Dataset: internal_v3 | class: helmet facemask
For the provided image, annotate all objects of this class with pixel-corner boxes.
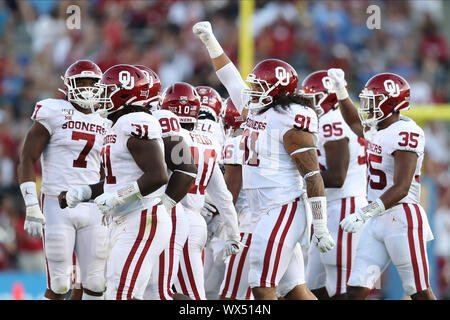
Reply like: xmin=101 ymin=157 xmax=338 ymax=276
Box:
xmin=93 ymin=83 xmax=137 ymax=118
xmin=60 ymin=75 xmax=102 ymax=112
xmin=299 ymin=90 xmax=329 ymax=118
xmin=242 ymin=74 xmax=277 ymax=110
xmin=358 ymin=89 xmax=390 ymax=129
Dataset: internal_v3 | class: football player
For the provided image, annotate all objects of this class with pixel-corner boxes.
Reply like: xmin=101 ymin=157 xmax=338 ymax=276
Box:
xmin=133 ymin=65 xmax=198 ymax=300
xmin=218 ymin=98 xmax=254 ymax=300
xmin=327 ymin=68 xmax=436 ymax=300
xmin=18 ymin=60 xmax=109 ymax=300
xmin=300 ymin=71 xmax=368 ymax=299
xmin=193 ymin=21 xmax=334 ymax=300
xmin=160 ymin=82 xmax=242 ymax=300
xmin=61 ymin=64 xmax=172 ymax=300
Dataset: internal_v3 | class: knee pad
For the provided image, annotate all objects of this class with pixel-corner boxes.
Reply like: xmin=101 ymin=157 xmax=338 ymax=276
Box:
xmin=51 ymin=276 xmax=71 ymax=295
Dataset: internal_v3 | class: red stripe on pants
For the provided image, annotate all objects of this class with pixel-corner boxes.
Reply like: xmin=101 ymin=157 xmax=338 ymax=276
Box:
xmin=260 ymin=204 xmax=288 ymax=287
xmin=270 ymin=199 xmax=298 ymax=286
xmin=231 ymin=233 xmax=252 ymax=299
xmin=336 ymin=198 xmax=346 ymax=295
xmin=346 ymin=197 xmax=355 ymax=284
xmin=404 ymin=204 xmax=422 ymax=293
xmin=413 ymin=204 xmax=429 ymax=289
xmin=127 ymin=206 xmax=158 ymax=299
xmin=116 ymin=209 xmax=147 ymax=300
xmin=41 ymin=194 xmax=51 ymax=290
xmin=182 ymin=238 xmax=201 ymax=300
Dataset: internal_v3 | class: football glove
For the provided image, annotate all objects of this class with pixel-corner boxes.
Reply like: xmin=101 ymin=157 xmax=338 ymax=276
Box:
xmin=192 ymin=21 xmax=224 ymax=59
xmin=312 ymin=221 xmax=335 ymax=253
xmin=24 ymin=204 xmax=46 ymax=238
xmin=65 ymin=185 xmax=92 ymax=208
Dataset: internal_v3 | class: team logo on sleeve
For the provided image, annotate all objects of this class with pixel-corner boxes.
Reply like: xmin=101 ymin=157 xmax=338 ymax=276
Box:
xmin=119 ymin=71 xmax=135 ymax=89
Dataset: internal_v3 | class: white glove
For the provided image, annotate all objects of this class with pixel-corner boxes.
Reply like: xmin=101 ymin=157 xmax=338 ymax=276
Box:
xmin=340 ymin=199 xmax=385 ymax=233
xmin=66 ymin=185 xmax=92 ymax=208
xmin=24 ymin=204 xmax=46 ymax=238
xmin=327 ymin=68 xmax=348 ymax=100
xmin=312 ymin=222 xmax=335 ymax=253
xmin=94 ymin=182 xmax=142 ymax=215
xmin=340 ymin=209 xmax=366 ymax=233
xmin=222 ymin=239 xmax=245 ymax=263
xmin=192 ymin=21 xmax=224 ymax=59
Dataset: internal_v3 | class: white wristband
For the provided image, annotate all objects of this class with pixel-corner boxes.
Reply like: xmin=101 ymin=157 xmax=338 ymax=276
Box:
xmin=116 ymin=181 xmax=143 ymax=204
xmin=335 ymin=87 xmax=349 ymax=100
xmin=204 ymin=36 xmax=224 ymax=59
xmin=161 ymin=193 xmax=177 ymax=213
xmin=361 ymin=198 xmax=385 ymax=220
xmin=309 ymin=196 xmax=327 ymax=223
xmin=20 ymin=182 xmax=39 ymax=207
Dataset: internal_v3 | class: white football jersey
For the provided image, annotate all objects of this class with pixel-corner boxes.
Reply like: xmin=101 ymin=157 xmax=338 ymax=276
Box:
xmin=150 ymin=109 xmax=183 ymax=195
xmin=195 ymin=118 xmax=226 ymax=161
xmin=32 ymin=99 xmax=109 ymax=196
xmin=180 ymin=126 xmax=240 ymax=239
xmin=101 ymin=111 xmax=165 ymax=216
xmin=317 ymin=109 xmax=367 ymax=201
xmin=222 ymin=134 xmax=252 ymax=234
xmin=179 ymin=127 xmax=221 ymax=213
xmin=240 ymin=104 xmax=318 ymax=209
xmin=366 ymin=116 xmax=424 ymax=203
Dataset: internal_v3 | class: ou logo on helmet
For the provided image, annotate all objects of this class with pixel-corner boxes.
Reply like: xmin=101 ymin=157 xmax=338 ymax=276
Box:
xmin=140 ymin=70 xmax=154 ymax=88
xmin=275 ymin=66 xmax=290 ymax=86
xmin=119 ymin=71 xmax=135 ymax=89
xmin=321 ymin=76 xmax=333 ymax=91
xmin=384 ymin=79 xmax=400 ymax=97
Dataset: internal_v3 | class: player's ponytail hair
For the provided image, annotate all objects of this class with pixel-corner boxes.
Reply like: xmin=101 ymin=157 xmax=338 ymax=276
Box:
xmin=257 ymin=89 xmax=313 ymax=115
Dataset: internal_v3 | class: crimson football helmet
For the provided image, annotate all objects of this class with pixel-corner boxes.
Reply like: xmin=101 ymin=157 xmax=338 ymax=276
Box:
xmin=300 ymin=70 xmax=338 ymax=118
xmin=59 ymin=60 xmax=102 ymax=111
xmin=358 ymin=72 xmax=410 ymax=128
xmin=134 ymin=65 xmax=161 ymax=109
xmin=242 ymin=58 xmax=299 ymax=110
xmin=195 ymin=86 xmax=223 ymax=122
xmin=160 ymin=82 xmax=201 ymax=123
xmin=95 ymin=64 xmax=151 ymax=117
xmin=221 ymin=98 xmax=244 ymax=130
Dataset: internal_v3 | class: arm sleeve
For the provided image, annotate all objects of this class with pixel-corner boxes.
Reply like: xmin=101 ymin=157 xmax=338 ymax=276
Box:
xmin=216 ymin=62 xmax=249 ymax=114
xmin=205 ymin=163 xmax=240 ymax=241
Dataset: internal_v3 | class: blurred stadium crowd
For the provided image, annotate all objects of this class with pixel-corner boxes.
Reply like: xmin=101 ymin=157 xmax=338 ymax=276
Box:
xmin=0 ymin=0 xmax=449 ymax=298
